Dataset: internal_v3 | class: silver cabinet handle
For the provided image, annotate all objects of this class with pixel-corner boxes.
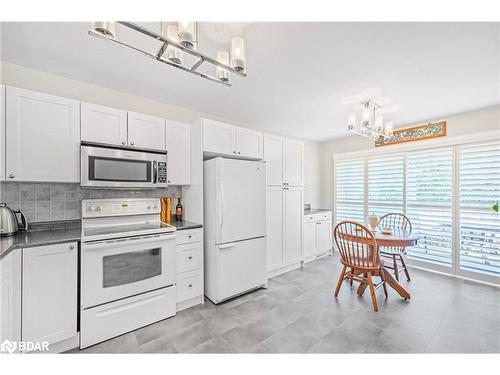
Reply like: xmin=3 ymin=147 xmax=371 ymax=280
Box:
xmin=69 ymin=245 xmax=75 ymax=250
xmin=188 ymin=256 xmax=193 ymax=260
xmin=237 ymin=151 xmax=241 ymax=154
xmin=167 ymin=180 xmax=171 ymax=183
xmin=130 ymin=141 xmax=135 ymax=146
xmin=188 ymin=235 xmax=192 ymax=238
xmin=8 ymin=173 xmax=15 ymax=179
xmin=188 ymin=283 xmax=193 ymax=288
xmin=233 ymin=150 xmax=237 ymax=154
xmin=122 ymin=140 xmax=126 ymax=145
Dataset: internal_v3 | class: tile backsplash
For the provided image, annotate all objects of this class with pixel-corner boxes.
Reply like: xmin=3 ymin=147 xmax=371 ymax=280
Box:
xmin=0 ymin=182 xmax=180 ymax=224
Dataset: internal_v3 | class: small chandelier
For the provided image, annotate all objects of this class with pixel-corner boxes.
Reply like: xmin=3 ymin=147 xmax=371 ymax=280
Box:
xmin=348 ymin=100 xmax=394 ymax=141
xmin=89 ymin=21 xmax=247 ymax=87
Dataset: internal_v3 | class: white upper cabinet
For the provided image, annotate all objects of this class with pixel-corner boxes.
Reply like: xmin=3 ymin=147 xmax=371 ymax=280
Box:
xmin=81 ymin=102 xmax=127 ymax=147
xmin=234 ymin=127 xmax=264 ymax=159
xmin=202 ymin=118 xmax=263 ymax=160
xmin=82 ymin=104 xmax=167 ymax=151
xmin=284 ymin=138 xmax=304 ymax=186
xmin=0 ymin=85 xmax=5 ymax=181
xmin=203 ymin=119 xmax=234 ymax=156
xmin=166 ymin=120 xmax=191 ymax=185
xmin=5 ymin=87 xmax=80 ymax=182
xmin=128 ymin=111 xmax=166 ymax=150
xmin=22 ymin=242 xmax=78 ymax=349
xmin=263 ymin=134 xmax=285 ymax=186
xmin=264 ymin=134 xmax=304 ymax=187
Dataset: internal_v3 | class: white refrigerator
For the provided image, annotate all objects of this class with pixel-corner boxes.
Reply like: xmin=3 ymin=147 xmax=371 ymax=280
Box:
xmin=203 ymin=157 xmax=268 ymax=303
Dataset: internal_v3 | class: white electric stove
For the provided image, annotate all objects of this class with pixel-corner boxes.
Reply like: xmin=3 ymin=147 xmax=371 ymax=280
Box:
xmin=80 ymin=198 xmax=176 ymax=349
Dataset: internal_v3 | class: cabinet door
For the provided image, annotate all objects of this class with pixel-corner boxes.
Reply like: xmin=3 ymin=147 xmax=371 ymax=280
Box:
xmin=303 ymin=221 xmax=317 ymax=258
xmin=127 ymin=111 xmax=166 ymax=150
xmin=6 ymin=87 xmax=80 ymax=182
xmin=81 ymin=102 xmax=127 ymax=146
xmin=316 ymin=220 xmax=332 ymax=253
xmin=284 ymin=138 xmax=304 ymax=186
xmin=0 ymin=85 xmax=5 ymax=180
xmin=283 ymin=187 xmax=303 ymax=264
xmin=263 ymin=133 xmax=285 ymax=186
xmin=22 ymin=242 xmax=77 ymax=347
xmin=202 ymin=119 xmax=234 ymax=156
xmin=0 ymin=249 xmax=22 ymax=348
xmin=266 ymin=186 xmax=284 ymax=269
xmin=235 ymin=127 xmax=263 ymax=159
xmin=166 ymin=120 xmax=191 ymax=185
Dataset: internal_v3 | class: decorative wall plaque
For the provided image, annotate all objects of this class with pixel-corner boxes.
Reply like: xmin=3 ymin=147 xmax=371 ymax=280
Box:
xmin=375 ymin=121 xmax=447 ymax=147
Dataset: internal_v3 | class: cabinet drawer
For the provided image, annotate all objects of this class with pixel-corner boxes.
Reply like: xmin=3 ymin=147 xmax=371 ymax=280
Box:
xmin=176 ymin=242 xmax=202 ymax=273
xmin=176 ymin=269 xmax=203 ymax=302
xmin=176 ymin=229 xmax=202 ymax=245
xmin=304 ymin=212 xmax=332 ymax=223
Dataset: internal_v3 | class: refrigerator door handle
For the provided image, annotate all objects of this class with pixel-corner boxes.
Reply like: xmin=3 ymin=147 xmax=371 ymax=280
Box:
xmin=219 ymin=181 xmax=225 ymax=230
xmin=218 ymin=243 xmax=236 ymax=249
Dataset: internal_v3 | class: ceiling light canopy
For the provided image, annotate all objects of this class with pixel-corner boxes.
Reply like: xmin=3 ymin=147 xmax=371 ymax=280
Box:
xmin=89 ymin=21 xmax=247 ymax=87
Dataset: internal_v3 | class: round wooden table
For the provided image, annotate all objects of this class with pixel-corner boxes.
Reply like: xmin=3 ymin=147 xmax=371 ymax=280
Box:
xmin=357 ymin=229 xmax=419 ymax=300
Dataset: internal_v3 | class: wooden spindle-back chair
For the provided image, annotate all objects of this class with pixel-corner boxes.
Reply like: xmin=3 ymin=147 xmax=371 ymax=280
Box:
xmin=333 ymin=221 xmax=387 ymax=312
xmin=378 ymin=213 xmax=412 ymax=281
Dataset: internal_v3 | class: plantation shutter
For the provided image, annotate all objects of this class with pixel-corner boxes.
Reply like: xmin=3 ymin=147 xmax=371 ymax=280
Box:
xmin=335 ymin=159 xmax=365 ymax=223
xmin=459 ymin=141 xmax=500 ymax=277
xmin=368 ymin=155 xmax=404 ymax=217
xmin=406 ymin=148 xmax=453 ymax=266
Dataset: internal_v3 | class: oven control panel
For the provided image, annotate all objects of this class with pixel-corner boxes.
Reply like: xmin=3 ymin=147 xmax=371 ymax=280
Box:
xmin=157 ymin=161 xmax=167 ymax=184
xmin=82 ymin=198 xmax=161 ymax=218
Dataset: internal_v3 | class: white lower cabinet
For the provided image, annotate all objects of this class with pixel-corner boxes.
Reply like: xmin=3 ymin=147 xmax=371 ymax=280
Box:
xmin=175 ymin=228 xmax=204 ymax=311
xmin=0 ymin=249 xmax=22 ymax=351
xmin=266 ymin=186 xmax=304 ymax=277
xmin=22 ymin=242 xmax=78 ymax=352
xmin=303 ymin=212 xmax=332 ymax=262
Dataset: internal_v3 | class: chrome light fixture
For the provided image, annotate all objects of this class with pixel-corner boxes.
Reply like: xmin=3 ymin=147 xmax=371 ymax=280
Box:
xmin=348 ymin=100 xmax=395 ymax=141
xmin=88 ymin=21 xmax=247 ymax=87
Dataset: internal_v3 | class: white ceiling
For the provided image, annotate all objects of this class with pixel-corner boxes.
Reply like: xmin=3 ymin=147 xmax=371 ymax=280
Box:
xmin=1 ymin=22 xmax=499 ymax=141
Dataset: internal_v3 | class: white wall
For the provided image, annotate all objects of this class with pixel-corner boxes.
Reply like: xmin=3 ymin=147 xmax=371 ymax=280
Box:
xmin=0 ymin=61 xmax=323 ymax=208
xmin=320 ymin=105 xmax=500 ymax=208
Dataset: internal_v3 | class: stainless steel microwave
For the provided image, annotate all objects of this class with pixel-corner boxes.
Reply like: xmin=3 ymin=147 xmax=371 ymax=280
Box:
xmin=81 ymin=145 xmax=167 ymax=188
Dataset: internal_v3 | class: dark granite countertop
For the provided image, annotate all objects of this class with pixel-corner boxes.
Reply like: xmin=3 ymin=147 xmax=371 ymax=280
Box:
xmin=0 ymin=220 xmax=81 ymax=259
xmin=1 ymin=217 xmax=203 ymax=259
xmin=304 ymin=208 xmax=332 ymax=216
xmin=166 ymin=216 xmax=203 ymax=231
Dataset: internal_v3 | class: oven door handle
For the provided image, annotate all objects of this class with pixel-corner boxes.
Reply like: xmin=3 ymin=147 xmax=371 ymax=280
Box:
xmin=153 ymin=160 xmax=158 ymax=184
xmin=83 ymin=232 xmax=175 ymax=248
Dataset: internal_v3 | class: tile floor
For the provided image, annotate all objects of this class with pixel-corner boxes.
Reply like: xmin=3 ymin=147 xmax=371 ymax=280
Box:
xmin=77 ymin=254 xmax=500 ymax=353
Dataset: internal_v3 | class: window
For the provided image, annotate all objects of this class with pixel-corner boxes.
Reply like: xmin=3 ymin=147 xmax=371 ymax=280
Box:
xmin=335 ymin=159 xmax=364 ymax=223
xmin=333 ymin=138 xmax=500 ymax=284
xmin=407 ymin=149 xmax=453 ymax=266
xmin=368 ymin=155 xmax=404 ymax=217
xmin=459 ymin=141 xmax=500 ymax=277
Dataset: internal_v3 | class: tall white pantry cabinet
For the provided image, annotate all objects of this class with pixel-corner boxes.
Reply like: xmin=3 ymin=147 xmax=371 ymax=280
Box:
xmin=264 ymin=134 xmax=305 ymax=277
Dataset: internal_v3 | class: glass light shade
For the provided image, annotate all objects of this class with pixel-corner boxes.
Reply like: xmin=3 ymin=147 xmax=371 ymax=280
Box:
xmin=375 ymin=115 xmax=384 ymax=132
xmin=162 ymin=24 xmax=183 ymax=65
xmin=384 ymin=122 xmax=394 ymax=136
xmin=348 ymin=113 xmax=357 ymax=127
xmin=91 ymin=21 xmax=116 ymax=38
xmin=178 ymin=22 xmax=196 ymax=50
xmin=231 ymin=36 xmax=246 ymax=72
xmin=361 ymin=109 xmax=371 ymax=127
xmin=216 ymin=51 xmax=230 ymax=82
